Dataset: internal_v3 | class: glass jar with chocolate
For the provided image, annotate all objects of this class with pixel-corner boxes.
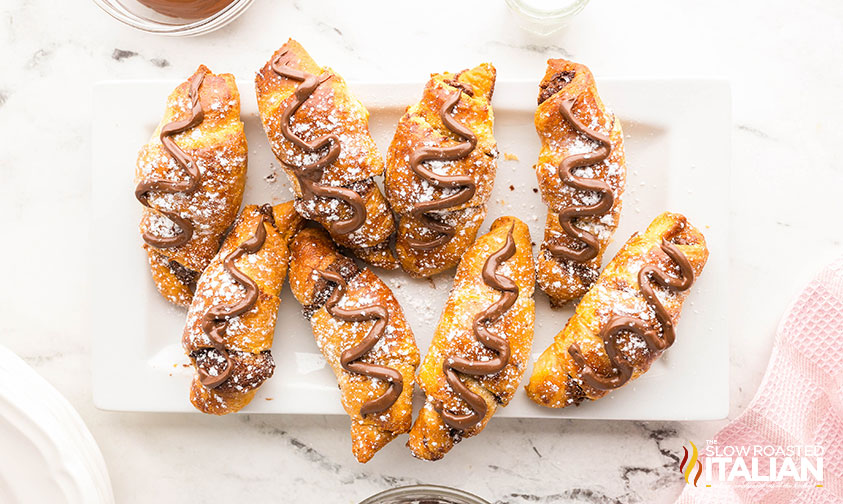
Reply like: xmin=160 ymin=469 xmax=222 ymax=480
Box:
xmin=92 ymin=0 xmax=254 ymax=36
xmin=359 ymin=485 xmax=491 ymax=504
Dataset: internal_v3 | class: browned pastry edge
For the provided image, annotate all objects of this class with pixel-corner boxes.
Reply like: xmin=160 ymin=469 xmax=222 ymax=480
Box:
xmin=288 ymin=227 xmax=420 ymax=463
xmin=136 ymin=65 xmax=247 ymax=307
xmin=408 ymin=216 xmax=536 ymax=460
xmin=526 ymin=212 xmax=708 ymax=408
xmin=386 ymin=62 xmax=498 ymax=278
xmin=255 ymin=39 xmax=398 ymax=270
xmin=533 ymin=58 xmax=627 ymax=307
xmin=183 ymin=202 xmax=303 ymax=415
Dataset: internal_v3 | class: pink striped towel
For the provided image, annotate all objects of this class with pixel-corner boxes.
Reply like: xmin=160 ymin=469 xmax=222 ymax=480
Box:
xmin=676 ymin=258 xmax=843 ymax=503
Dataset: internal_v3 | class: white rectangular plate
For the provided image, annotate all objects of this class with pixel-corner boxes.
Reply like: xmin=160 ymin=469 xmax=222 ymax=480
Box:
xmin=92 ymin=78 xmax=730 ymax=420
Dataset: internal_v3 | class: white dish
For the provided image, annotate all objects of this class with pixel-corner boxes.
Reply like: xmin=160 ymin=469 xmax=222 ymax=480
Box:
xmin=0 ymin=345 xmax=114 ymax=504
xmin=92 ymin=78 xmax=730 ymax=420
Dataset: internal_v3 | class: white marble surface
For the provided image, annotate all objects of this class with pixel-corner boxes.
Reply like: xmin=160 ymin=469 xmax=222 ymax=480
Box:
xmin=1 ymin=0 xmax=842 ymax=502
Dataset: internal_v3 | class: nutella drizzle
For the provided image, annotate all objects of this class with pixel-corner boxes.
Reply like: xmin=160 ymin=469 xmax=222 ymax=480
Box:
xmin=135 ymin=69 xmax=207 ymax=249
xmin=437 ymin=225 xmax=518 ymax=430
xmin=568 ymin=236 xmax=695 ymax=391
xmin=196 ymin=205 xmax=275 ymax=389
xmin=270 ymin=51 xmax=366 ymax=236
xmin=407 ymin=90 xmax=478 ymax=250
xmin=317 ymin=270 xmax=403 ymax=416
xmin=547 ymin=97 xmax=615 ymax=262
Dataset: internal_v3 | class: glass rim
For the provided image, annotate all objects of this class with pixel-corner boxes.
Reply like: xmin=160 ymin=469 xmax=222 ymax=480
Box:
xmin=91 ymin=0 xmax=254 ymax=36
xmin=358 ymin=484 xmax=491 ymax=504
xmin=504 ymin=0 xmax=590 ymax=19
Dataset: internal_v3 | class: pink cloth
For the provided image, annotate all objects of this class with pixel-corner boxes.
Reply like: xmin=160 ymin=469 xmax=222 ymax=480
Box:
xmin=676 ymin=258 xmax=843 ymax=503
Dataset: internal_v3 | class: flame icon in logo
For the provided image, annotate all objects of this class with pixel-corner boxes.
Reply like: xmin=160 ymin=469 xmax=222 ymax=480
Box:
xmin=680 ymin=441 xmax=703 ymax=487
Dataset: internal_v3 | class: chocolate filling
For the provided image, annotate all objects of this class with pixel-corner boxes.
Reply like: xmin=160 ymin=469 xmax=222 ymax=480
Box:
xmin=168 ymin=259 xmax=199 ymax=293
xmin=538 ymin=70 xmax=576 ymax=105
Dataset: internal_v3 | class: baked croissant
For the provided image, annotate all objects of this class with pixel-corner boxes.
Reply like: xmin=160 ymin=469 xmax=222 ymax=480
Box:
xmin=255 ymin=39 xmax=397 ymax=269
xmin=533 ymin=59 xmax=627 ymax=307
xmin=408 ymin=216 xmax=535 ymax=460
xmin=526 ymin=212 xmax=708 ymax=408
xmin=182 ymin=202 xmax=303 ymax=415
xmin=385 ymin=63 xmax=498 ymax=278
xmin=288 ymin=227 xmax=420 ymax=463
xmin=136 ymin=65 xmax=247 ymax=307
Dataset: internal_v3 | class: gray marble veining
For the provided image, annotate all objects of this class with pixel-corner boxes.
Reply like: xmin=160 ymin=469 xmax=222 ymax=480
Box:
xmin=1 ymin=0 xmax=842 ymax=502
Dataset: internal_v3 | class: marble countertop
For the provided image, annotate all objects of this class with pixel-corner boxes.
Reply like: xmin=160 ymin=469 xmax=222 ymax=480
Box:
xmin=1 ymin=0 xmax=842 ymax=502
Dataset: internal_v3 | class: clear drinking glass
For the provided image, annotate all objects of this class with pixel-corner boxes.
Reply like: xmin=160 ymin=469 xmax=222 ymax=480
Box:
xmin=92 ymin=0 xmax=255 ymax=36
xmin=359 ymin=485 xmax=491 ymax=504
xmin=505 ymin=0 xmax=591 ymax=35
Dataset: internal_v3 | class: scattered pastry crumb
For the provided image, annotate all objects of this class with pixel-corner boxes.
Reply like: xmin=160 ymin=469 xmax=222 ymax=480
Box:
xmin=503 ymin=152 xmax=519 ymax=161
xmin=405 ymin=294 xmax=436 ymax=325
xmin=509 ymin=185 xmax=515 ymax=191
xmin=265 ymin=172 xmax=277 ymax=183
xmin=265 ymin=397 xmax=273 ymax=401
xmin=387 ymin=277 xmax=406 ymax=290
xmin=427 ymin=277 xmax=436 ymax=290
xmin=532 ymin=188 xmax=539 ymax=193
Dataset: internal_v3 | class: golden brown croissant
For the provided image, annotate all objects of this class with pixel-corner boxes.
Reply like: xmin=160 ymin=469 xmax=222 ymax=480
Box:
xmin=533 ymin=59 xmax=627 ymax=307
xmin=255 ymin=39 xmax=397 ymax=269
xmin=136 ymin=65 xmax=247 ymax=307
xmin=526 ymin=212 xmax=708 ymax=408
xmin=288 ymin=227 xmax=420 ymax=463
xmin=182 ymin=202 xmax=303 ymax=415
xmin=385 ymin=63 xmax=498 ymax=278
xmin=408 ymin=217 xmax=535 ymax=460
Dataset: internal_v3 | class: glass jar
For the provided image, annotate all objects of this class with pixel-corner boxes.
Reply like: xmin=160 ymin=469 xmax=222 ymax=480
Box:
xmin=359 ymin=485 xmax=491 ymax=504
xmin=505 ymin=0 xmax=591 ymax=35
xmin=91 ymin=0 xmax=255 ymax=36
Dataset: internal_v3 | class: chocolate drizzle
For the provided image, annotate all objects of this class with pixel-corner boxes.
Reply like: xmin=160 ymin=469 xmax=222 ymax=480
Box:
xmin=135 ymin=69 xmax=207 ymax=249
xmin=196 ymin=205 xmax=275 ymax=389
xmin=547 ymin=97 xmax=615 ymax=262
xmin=407 ymin=90 xmax=478 ymax=250
xmin=568 ymin=236 xmax=695 ymax=391
xmin=437 ymin=225 xmax=518 ymax=430
xmin=317 ymin=270 xmax=403 ymax=416
xmin=270 ymin=51 xmax=366 ymax=236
